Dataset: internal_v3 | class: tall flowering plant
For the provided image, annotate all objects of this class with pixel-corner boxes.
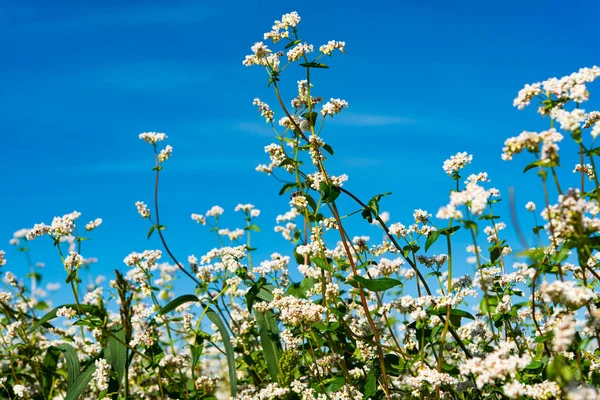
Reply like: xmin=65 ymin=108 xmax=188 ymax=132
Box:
xmin=1 ymin=10 xmax=600 ymax=400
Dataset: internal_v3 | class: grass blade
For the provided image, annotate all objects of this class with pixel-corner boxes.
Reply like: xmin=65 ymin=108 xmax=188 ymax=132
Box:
xmin=206 ymin=307 xmax=237 ymax=396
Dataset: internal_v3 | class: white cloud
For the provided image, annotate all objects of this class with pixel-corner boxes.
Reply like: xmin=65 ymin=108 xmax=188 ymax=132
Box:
xmin=6 ymin=3 xmax=218 ymax=31
xmin=333 ymin=113 xmax=415 ymax=126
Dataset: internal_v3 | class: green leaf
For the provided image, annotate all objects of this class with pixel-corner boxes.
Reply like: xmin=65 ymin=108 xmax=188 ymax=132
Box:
xmin=65 ymin=270 xmax=77 ymax=284
xmin=319 ymin=181 xmax=341 ymax=204
xmin=41 ymin=346 xmax=61 ymax=396
xmin=30 ymin=304 xmax=106 ymax=333
xmin=65 ymin=363 xmax=96 ymax=400
xmin=246 ymin=224 xmax=261 ymax=232
xmin=255 ymin=310 xmax=282 ymax=382
xmin=430 ymin=307 xmax=475 ymax=320
xmin=56 ymin=344 xmax=81 ymax=390
xmin=159 ymin=294 xmax=199 ymax=315
xmin=313 ymin=257 xmax=333 ymax=272
xmin=299 ymin=62 xmax=329 ymax=69
xmin=147 ymin=225 xmax=156 ymax=239
xmin=361 ymin=208 xmax=373 ymax=223
xmin=322 ymin=144 xmax=334 ymax=155
xmin=191 ymin=332 xmax=209 ymax=370
xmin=364 ymin=368 xmax=377 ymax=398
xmin=366 ymin=192 xmax=392 ymax=217
xmin=105 ymin=325 xmax=126 ymax=393
xmin=284 ymin=39 xmax=301 ymax=49
xmin=424 ymin=230 xmax=442 ymax=252
xmin=348 ymin=275 xmax=402 ymax=292
xmin=206 ymin=308 xmax=237 ymax=396
xmin=425 ymin=226 xmax=460 ymax=252
xmin=304 ymin=193 xmax=318 ymax=212
xmin=279 ymin=182 xmax=298 ymax=196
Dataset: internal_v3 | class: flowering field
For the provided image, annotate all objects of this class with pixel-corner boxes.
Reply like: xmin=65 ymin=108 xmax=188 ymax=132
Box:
xmin=3 ymin=10 xmax=600 ymax=400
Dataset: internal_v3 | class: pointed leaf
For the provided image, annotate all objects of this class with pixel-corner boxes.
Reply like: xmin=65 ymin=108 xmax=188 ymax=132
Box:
xmin=159 ymin=294 xmax=200 ymax=315
xmin=206 ymin=307 xmax=237 ymax=396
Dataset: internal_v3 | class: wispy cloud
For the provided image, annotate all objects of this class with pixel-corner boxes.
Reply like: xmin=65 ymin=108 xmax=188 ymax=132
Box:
xmin=234 ymin=122 xmax=274 ymax=137
xmin=342 ymin=157 xmax=388 ymax=167
xmin=333 ymin=113 xmax=415 ymax=127
xmin=62 ymin=156 xmax=253 ymax=176
xmin=68 ymin=61 xmax=213 ymax=92
xmin=5 ymin=3 xmax=218 ymax=31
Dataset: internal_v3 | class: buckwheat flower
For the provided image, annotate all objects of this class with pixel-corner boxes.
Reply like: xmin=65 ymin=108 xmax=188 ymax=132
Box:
xmin=290 ymin=195 xmax=308 ymax=211
xmin=550 ymin=108 xmax=587 ymax=132
xmin=448 ymin=181 xmax=491 ymax=216
xmin=553 ymin=313 xmax=576 ymax=353
xmin=436 ymin=204 xmax=463 ymax=220
xmin=539 ymin=280 xmax=595 ymax=309
xmin=386 ymin=222 xmax=407 ymax=238
xmin=206 ymin=205 xmax=224 ymax=218
xmin=0 ymin=250 xmax=5 ymax=267
xmin=250 ymin=209 xmax=260 ymax=217
xmin=319 ymin=40 xmax=346 ymax=56
xmin=263 ymin=25 xmax=289 ymax=43
xmin=574 ymin=163 xmax=595 ymax=180
xmin=195 ymin=376 xmax=217 ymax=393
xmin=0 ymin=291 xmax=12 ymax=303
xmin=459 ymin=342 xmax=531 ymax=389
xmin=513 ymin=82 xmax=542 ymax=110
xmin=56 ymin=306 xmax=77 ymax=319
xmin=278 ymin=115 xmax=307 ymax=131
xmin=191 ymin=213 xmax=206 ymax=225
xmin=159 ymin=354 xmax=188 ymax=368
xmin=566 ymin=384 xmax=600 ymax=400
xmin=4 ymin=271 xmax=17 ymax=287
xmin=320 ymin=98 xmax=348 ymax=117
xmin=286 ymin=42 xmax=313 ymax=62
xmin=252 ymin=98 xmax=274 ymax=123
xmin=12 ymin=384 xmax=26 ymax=398
xmin=442 ymin=152 xmax=473 ymax=175
xmin=539 ymin=128 xmax=564 ymax=162
xmin=135 ymin=201 xmax=150 ymax=219
xmin=413 ymin=209 xmax=431 ymax=223
xmin=242 ymin=41 xmax=272 ymax=66
xmin=83 ymin=218 xmax=102 ymax=232
xmin=280 ymin=11 xmax=301 ymax=28
xmin=501 ymin=131 xmax=541 ymax=161
xmin=584 ymin=111 xmax=600 ymax=128
xmin=93 ymin=359 xmax=111 ymax=392
xmin=139 ymin=132 xmax=167 ymax=144
xmin=158 ymin=145 xmax=172 ymax=162
xmin=265 ymin=143 xmax=286 ymax=166
xmin=525 ymin=201 xmax=536 ymax=212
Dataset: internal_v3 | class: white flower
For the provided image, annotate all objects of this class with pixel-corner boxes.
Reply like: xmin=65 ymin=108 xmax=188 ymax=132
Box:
xmin=442 ymin=152 xmax=473 ymax=175
xmin=56 ymin=306 xmax=77 ymax=320
xmin=85 ymin=218 xmax=102 ymax=231
xmin=12 ymin=384 xmax=26 ymax=398
xmin=93 ymin=359 xmax=111 ymax=392
xmin=158 ymin=145 xmax=173 ymax=162
xmin=253 ymin=98 xmax=274 ymax=123
xmin=287 ymin=42 xmax=313 ymax=62
xmin=290 ymin=195 xmax=308 ymax=211
xmin=320 ymin=98 xmax=348 ymax=117
xmin=135 ymin=201 xmax=150 ymax=219
xmin=206 ymin=205 xmax=224 ymax=217
xmin=191 ymin=213 xmax=206 ymax=225
xmin=319 ymin=40 xmax=346 ymax=56
xmin=525 ymin=201 xmax=536 ymax=212
xmin=139 ymin=132 xmax=167 ymax=144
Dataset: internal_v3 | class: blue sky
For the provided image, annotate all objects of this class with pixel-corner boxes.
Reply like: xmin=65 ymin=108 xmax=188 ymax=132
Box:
xmin=2 ymin=0 xmax=599 ymax=301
